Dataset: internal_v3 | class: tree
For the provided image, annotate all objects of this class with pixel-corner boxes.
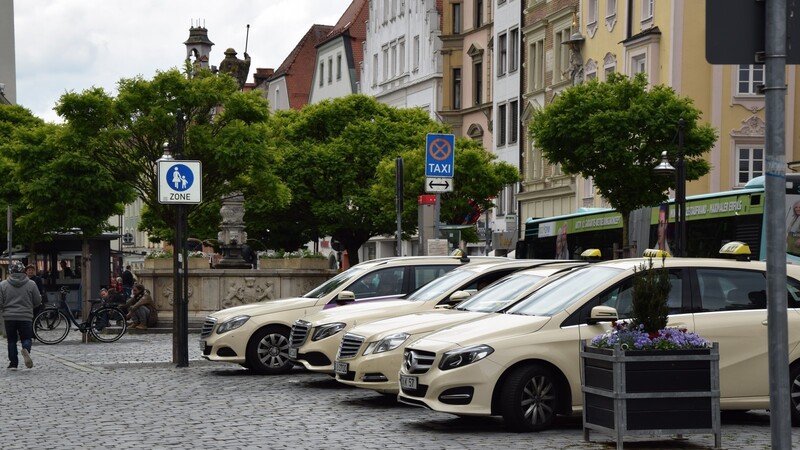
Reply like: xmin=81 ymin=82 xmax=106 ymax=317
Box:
xmin=269 ymin=95 xmax=445 ymax=265
xmin=528 ymin=73 xmax=716 ymax=255
xmin=372 ymin=137 xmax=520 ymax=239
xmin=54 ymin=69 xmax=290 ymax=244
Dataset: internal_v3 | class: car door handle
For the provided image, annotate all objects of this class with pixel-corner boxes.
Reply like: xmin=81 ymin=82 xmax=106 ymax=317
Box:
xmin=762 ymin=320 xmax=768 ymax=326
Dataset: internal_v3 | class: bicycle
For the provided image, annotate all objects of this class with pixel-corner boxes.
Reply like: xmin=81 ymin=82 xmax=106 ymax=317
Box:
xmin=33 ymin=286 xmax=127 ymax=344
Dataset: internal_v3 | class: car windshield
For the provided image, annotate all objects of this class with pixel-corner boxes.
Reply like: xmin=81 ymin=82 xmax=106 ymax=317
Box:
xmin=302 ymin=266 xmax=370 ymax=299
xmin=454 ymin=272 xmax=546 ymax=312
xmin=404 ymin=268 xmax=480 ymax=302
xmin=506 ymin=266 xmax=623 ymax=316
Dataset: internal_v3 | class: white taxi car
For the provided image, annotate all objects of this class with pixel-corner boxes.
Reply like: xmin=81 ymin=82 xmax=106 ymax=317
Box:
xmin=200 ymin=255 xmax=501 ymax=374
xmin=288 ymin=259 xmax=557 ymax=375
xmin=334 ymin=262 xmax=585 ymax=394
xmin=397 ymin=255 xmax=800 ymax=431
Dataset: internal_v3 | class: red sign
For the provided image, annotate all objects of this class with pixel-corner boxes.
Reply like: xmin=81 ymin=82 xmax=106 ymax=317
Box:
xmin=418 ymin=195 xmax=437 ymax=205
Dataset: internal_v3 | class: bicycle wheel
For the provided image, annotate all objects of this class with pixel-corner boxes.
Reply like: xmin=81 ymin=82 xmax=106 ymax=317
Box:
xmin=89 ymin=307 xmax=127 ymax=343
xmin=33 ymin=309 xmax=70 ymax=344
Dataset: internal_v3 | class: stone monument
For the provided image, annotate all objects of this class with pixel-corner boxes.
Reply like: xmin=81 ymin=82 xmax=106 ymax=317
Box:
xmin=215 ymin=192 xmax=252 ymax=269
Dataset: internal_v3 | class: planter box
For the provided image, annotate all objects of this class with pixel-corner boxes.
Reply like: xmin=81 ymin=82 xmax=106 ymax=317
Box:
xmin=258 ymin=258 xmax=329 ymax=270
xmin=144 ymin=258 xmax=208 ymax=270
xmin=581 ymin=342 xmax=721 ymax=450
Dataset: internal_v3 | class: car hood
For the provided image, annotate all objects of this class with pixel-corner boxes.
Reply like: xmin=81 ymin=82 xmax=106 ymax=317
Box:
xmin=350 ymin=310 xmax=489 ymax=340
xmin=407 ymin=313 xmax=551 ymax=352
xmin=305 ymin=299 xmax=417 ymax=325
xmin=208 ymin=297 xmax=319 ymax=321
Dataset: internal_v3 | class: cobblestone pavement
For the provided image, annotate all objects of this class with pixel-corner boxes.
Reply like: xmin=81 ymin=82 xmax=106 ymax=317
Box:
xmin=1 ymin=332 xmax=798 ymax=449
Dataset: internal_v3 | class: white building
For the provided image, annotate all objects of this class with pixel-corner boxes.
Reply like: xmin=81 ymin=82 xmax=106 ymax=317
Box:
xmin=489 ymin=0 xmax=522 ymax=255
xmin=360 ymin=0 xmax=443 ymax=120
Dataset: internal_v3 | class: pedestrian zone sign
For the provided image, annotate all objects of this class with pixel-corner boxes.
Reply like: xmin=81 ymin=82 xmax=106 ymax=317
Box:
xmin=158 ymin=160 xmax=202 ymax=204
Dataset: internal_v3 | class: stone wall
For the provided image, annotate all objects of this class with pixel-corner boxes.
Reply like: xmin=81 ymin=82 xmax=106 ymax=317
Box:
xmin=135 ymin=263 xmax=337 ymax=326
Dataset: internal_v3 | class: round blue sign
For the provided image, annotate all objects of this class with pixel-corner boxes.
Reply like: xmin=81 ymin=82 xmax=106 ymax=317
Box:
xmin=166 ymin=164 xmax=195 ymax=192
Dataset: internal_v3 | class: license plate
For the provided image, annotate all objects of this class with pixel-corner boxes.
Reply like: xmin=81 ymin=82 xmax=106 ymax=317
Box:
xmin=288 ymin=347 xmax=298 ymax=359
xmin=400 ymin=374 xmax=418 ymax=390
xmin=200 ymin=340 xmax=206 ymax=351
xmin=334 ymin=361 xmax=349 ymax=375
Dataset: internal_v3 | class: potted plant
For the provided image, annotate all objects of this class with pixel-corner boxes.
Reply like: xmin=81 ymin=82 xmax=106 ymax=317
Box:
xmin=581 ymin=257 xmax=721 ymax=449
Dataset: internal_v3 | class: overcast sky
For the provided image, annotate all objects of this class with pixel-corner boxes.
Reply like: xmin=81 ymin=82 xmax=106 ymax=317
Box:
xmin=13 ymin=0 xmax=352 ymax=123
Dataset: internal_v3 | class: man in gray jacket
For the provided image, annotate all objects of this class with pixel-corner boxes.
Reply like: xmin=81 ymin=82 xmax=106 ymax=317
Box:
xmin=1 ymin=261 xmax=42 ymax=369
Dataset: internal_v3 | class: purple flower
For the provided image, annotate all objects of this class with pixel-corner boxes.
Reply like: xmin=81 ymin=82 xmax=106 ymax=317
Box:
xmin=591 ymin=322 xmax=709 ymax=350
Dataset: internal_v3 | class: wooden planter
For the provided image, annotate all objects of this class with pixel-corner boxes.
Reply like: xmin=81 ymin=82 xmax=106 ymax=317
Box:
xmin=581 ymin=342 xmax=721 ymax=450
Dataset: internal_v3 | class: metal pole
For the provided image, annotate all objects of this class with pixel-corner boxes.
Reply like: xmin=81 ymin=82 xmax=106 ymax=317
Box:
xmin=764 ymin=0 xmax=791 ymax=447
xmin=395 ymin=157 xmax=404 ymax=256
xmin=434 ymin=193 xmax=441 ymax=249
xmin=6 ymin=205 xmax=11 ymax=258
xmin=677 ymin=119 xmax=686 ymax=257
xmin=173 ymin=109 xmax=189 ymax=367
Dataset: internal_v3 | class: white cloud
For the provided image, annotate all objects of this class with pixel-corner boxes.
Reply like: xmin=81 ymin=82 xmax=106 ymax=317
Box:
xmin=13 ymin=0 xmax=351 ymax=122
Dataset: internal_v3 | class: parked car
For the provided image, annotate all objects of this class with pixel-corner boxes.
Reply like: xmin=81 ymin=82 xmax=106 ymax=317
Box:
xmin=200 ymin=255 xmax=505 ymax=374
xmin=335 ymin=262 xmax=586 ymax=394
xmin=288 ymin=259 xmax=556 ymax=375
xmin=397 ymin=254 xmax=800 ymax=431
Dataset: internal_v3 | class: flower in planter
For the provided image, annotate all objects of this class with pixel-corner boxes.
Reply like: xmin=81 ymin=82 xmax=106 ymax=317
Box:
xmin=145 ymin=250 xmax=173 ymax=259
xmin=590 ymin=256 xmax=709 ymax=351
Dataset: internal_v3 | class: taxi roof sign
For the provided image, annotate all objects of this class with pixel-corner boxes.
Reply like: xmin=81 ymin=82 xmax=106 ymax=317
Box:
xmin=580 ymin=248 xmax=602 ymax=259
xmin=719 ymin=241 xmax=751 ymax=256
xmin=642 ymin=248 xmax=671 ymax=258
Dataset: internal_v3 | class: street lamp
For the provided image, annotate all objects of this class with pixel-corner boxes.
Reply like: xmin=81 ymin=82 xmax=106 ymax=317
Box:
xmin=654 ymin=119 xmax=686 ymax=256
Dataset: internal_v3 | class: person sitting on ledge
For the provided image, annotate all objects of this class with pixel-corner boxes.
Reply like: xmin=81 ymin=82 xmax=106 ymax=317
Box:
xmin=125 ymin=283 xmax=156 ymax=330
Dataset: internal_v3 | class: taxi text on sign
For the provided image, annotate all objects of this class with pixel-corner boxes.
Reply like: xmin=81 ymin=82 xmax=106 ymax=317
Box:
xmin=425 ymin=133 xmax=455 ymax=178
xmin=158 ymin=160 xmax=203 ymax=204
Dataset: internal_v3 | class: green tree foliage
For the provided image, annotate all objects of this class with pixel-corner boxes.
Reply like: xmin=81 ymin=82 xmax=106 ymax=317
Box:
xmin=0 ymin=104 xmax=136 ymax=259
xmin=529 ymin=73 xmax=716 ymax=254
xmin=372 ymin=138 xmax=520 ymax=239
xmin=54 ymin=69 xmax=289 ymax=244
xmin=630 ymin=257 xmax=671 ymax=333
xmin=269 ymin=95 xmax=445 ymax=264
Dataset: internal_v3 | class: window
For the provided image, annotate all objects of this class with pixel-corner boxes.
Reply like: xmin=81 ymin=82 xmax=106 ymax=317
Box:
xmin=319 ymin=62 xmax=324 ymax=86
xmin=453 ymin=68 xmax=462 ymax=110
xmin=529 ymin=37 xmax=545 ymax=90
xmin=509 ymin=100 xmax=518 ymax=144
xmin=509 ymin=28 xmax=519 ymax=73
xmin=696 ymin=269 xmax=766 ymax=312
xmin=585 ymin=59 xmax=598 ymax=81
xmin=641 ymin=0 xmax=654 ymax=21
xmin=607 ymin=0 xmax=617 ymax=17
xmin=328 ymin=57 xmax=333 ymax=83
xmin=555 ymin=27 xmax=571 ymax=83
xmin=498 ymin=32 xmax=508 ymax=76
xmin=372 ymin=54 xmax=379 ymax=86
xmin=391 ymin=42 xmax=397 ymax=77
xmin=497 ymin=103 xmax=507 ymax=146
xmin=391 ymin=0 xmax=397 ymax=19
xmin=336 ymin=54 xmax=342 ymax=80
xmin=587 ymin=0 xmax=598 ymax=25
xmin=582 ymin=176 xmax=594 ymax=201
xmin=475 ymin=0 xmax=483 ymax=27
xmin=738 ymin=64 xmax=764 ymax=95
xmin=452 ymin=3 xmax=462 ymax=34
xmin=413 ymin=35 xmax=420 ymax=71
xmin=737 ymin=145 xmax=764 ymax=185
xmin=382 ymin=46 xmax=389 ymax=80
xmin=399 ymin=39 xmax=406 ymax=74
xmin=633 ymin=54 xmax=647 ymax=75
xmin=383 ymin=0 xmax=389 ymax=22
xmin=474 ymin=61 xmax=483 ymax=105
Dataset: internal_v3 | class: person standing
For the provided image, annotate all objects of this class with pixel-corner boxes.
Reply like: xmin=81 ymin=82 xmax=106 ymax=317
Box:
xmin=25 ymin=264 xmax=46 ymax=300
xmin=121 ymin=266 xmax=135 ymax=299
xmin=0 ymin=262 xmax=42 ymax=369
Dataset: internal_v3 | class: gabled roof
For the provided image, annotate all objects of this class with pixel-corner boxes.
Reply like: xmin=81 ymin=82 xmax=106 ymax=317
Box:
xmin=316 ymin=0 xmax=368 ymax=48
xmin=270 ymin=24 xmax=333 ymax=80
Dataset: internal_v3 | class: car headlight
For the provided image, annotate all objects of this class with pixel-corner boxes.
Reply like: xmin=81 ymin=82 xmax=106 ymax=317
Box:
xmin=312 ymin=322 xmax=346 ymax=341
xmin=363 ymin=333 xmax=410 ymax=355
xmin=216 ymin=315 xmax=250 ymax=334
xmin=438 ymin=344 xmax=494 ymax=371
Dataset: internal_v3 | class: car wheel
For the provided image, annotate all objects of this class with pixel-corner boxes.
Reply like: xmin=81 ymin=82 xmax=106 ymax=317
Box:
xmin=499 ymin=364 xmax=558 ymax=432
xmin=246 ymin=326 xmax=293 ymax=375
xmin=791 ymin=363 xmax=800 ymax=425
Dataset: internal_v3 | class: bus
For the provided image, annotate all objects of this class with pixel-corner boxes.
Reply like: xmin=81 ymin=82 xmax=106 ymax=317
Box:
xmin=516 ymin=174 xmax=800 ymax=261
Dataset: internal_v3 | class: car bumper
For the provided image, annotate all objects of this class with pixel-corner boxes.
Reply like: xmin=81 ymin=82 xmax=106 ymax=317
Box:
xmin=291 ymin=337 xmax=340 ymax=373
xmin=199 ymin=325 xmax=252 ymax=365
xmin=335 ymin=351 xmax=404 ymax=394
xmin=397 ymin=359 xmax=501 ymax=416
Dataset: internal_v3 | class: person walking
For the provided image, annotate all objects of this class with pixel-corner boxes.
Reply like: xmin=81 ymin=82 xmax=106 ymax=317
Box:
xmin=121 ymin=266 xmax=135 ymax=299
xmin=1 ymin=262 xmax=42 ymax=369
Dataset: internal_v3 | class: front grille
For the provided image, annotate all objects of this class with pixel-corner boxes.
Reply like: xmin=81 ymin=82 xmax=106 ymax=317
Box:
xmin=338 ymin=333 xmax=365 ymax=359
xmin=403 ymin=348 xmax=436 ymax=374
xmin=200 ymin=317 xmax=217 ymax=338
xmin=290 ymin=320 xmax=311 ymax=347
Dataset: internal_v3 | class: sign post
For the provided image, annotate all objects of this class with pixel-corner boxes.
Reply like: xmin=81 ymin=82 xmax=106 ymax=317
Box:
xmin=425 ymin=134 xmax=456 ymax=244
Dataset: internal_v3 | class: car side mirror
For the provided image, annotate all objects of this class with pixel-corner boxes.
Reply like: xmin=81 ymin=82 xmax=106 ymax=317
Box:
xmin=448 ymin=290 xmax=472 ymax=304
xmin=336 ymin=290 xmax=356 ymax=305
xmin=587 ymin=305 xmax=618 ymax=325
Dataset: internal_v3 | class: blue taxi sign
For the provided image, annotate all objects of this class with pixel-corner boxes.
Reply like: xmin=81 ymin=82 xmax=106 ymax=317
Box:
xmin=425 ymin=133 xmax=455 ymax=178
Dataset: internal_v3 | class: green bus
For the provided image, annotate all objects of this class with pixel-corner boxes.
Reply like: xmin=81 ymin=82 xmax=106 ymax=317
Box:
xmin=517 ymin=175 xmax=800 ymax=261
